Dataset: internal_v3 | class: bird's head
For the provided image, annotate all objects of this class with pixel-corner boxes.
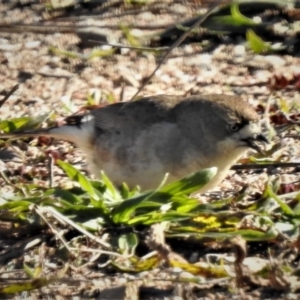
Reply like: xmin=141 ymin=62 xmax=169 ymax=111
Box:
xmin=176 ymin=95 xmax=269 ymax=156
xmin=209 ymin=95 xmax=269 ymax=155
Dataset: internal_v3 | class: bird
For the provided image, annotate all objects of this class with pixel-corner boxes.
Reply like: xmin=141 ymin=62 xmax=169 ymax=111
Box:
xmin=0 ymin=94 xmax=268 ymax=192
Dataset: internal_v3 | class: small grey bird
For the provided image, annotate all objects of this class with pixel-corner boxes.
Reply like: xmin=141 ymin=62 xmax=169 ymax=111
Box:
xmin=0 ymin=94 xmax=268 ymax=192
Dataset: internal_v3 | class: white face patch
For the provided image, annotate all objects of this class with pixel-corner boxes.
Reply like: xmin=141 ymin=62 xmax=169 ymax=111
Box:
xmin=236 ymin=122 xmax=261 ymax=140
xmin=81 ymin=114 xmax=94 ymax=123
xmin=49 ymin=116 xmax=95 ymax=146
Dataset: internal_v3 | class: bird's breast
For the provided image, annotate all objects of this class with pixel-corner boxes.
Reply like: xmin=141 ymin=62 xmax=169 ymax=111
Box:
xmin=77 ymin=124 xmax=247 ymax=192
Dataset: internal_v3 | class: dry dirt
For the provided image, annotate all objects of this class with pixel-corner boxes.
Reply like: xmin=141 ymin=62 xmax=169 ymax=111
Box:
xmin=0 ymin=0 xmax=300 ymax=299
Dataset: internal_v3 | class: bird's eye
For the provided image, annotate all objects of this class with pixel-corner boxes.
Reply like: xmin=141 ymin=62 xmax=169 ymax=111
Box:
xmin=229 ymin=124 xmax=240 ymax=132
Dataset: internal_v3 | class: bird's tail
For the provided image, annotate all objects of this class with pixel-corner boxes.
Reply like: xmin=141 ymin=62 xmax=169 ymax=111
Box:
xmin=0 ymin=128 xmax=53 ymax=139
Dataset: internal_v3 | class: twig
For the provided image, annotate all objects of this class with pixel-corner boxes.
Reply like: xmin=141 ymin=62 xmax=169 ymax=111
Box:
xmin=0 ymin=171 xmax=11 ymax=185
xmin=68 ymin=247 xmax=129 ymax=258
xmin=52 ymin=2 xmax=167 ymax=22
xmin=130 ymin=0 xmax=222 ymax=100
xmin=33 ymin=205 xmax=71 ymax=253
xmin=37 ymin=71 xmax=74 ymax=79
xmin=48 ymin=153 xmax=54 ymax=189
xmin=42 ymin=206 xmax=110 ymax=248
xmin=231 ymin=162 xmax=300 ymax=170
xmin=0 ymin=84 xmax=19 ymax=108
xmin=281 ymin=112 xmax=300 ymax=125
xmin=89 ymin=40 xmax=168 ymax=51
xmin=285 ymin=135 xmax=300 ymax=139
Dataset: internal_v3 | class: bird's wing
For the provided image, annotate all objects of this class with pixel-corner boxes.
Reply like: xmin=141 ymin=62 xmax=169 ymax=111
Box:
xmin=0 ymin=95 xmax=183 ymax=139
xmin=90 ymin=95 xmax=182 ymax=132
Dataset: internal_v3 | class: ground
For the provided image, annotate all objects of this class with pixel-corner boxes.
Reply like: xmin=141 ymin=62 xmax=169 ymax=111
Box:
xmin=0 ymin=0 xmax=300 ymax=299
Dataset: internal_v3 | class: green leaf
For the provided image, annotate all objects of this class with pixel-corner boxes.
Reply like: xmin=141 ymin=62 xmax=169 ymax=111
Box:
xmin=292 ymin=195 xmax=300 ymax=215
xmin=246 ymin=29 xmax=272 ymax=54
xmin=0 ymin=277 xmax=56 ymax=294
xmin=230 ymin=2 xmax=257 ymax=26
xmin=100 ymin=171 xmax=122 ymax=202
xmin=82 ymin=217 xmax=105 ymax=231
xmin=21 ymin=113 xmax=52 ymax=131
xmin=170 ymin=228 xmax=278 ymax=242
xmin=265 ymin=183 xmax=294 ymax=216
xmin=0 ymin=112 xmax=51 ymax=133
xmin=49 ymin=46 xmax=82 ymax=59
xmin=0 ymin=200 xmax=32 ymax=211
xmin=235 ymin=228 xmax=278 ymax=241
xmin=53 ymin=188 xmax=83 ymax=204
xmin=170 ymin=260 xmax=228 ymax=278
xmin=87 ymin=48 xmax=116 ymax=60
xmin=112 ymin=168 xmax=216 ymax=224
xmin=212 ymin=2 xmax=257 ymax=27
xmin=170 ymin=196 xmax=202 ymax=213
xmin=118 ymin=233 xmax=138 ymax=255
xmin=0 ymin=117 xmax=32 ymax=133
xmin=111 ymin=254 xmax=160 ymax=273
xmin=159 ymin=167 xmax=217 ymax=196
xmin=23 ymin=264 xmax=35 ymax=278
xmin=120 ymin=24 xmax=141 ymax=48
xmin=57 ymin=160 xmax=99 ymax=200
xmin=128 ymin=211 xmax=194 ymax=225
xmin=112 ymin=190 xmax=154 ymax=223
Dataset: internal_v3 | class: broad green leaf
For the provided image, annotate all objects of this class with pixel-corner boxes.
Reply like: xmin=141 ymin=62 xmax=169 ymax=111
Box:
xmin=112 ymin=168 xmax=216 ymax=224
xmin=0 ymin=112 xmax=51 ymax=133
xmin=0 ymin=117 xmax=32 ymax=133
xmin=123 ymin=215 xmax=150 ymax=224
xmin=112 ymin=190 xmax=154 ymax=223
xmin=119 ymin=182 xmax=130 ymax=199
xmin=53 ymin=188 xmax=83 ymax=204
xmin=82 ymin=217 xmax=105 ymax=231
xmin=159 ymin=167 xmax=217 ymax=196
xmin=0 ymin=200 xmax=32 ymax=211
xmin=118 ymin=233 xmax=138 ymax=255
xmin=89 ymin=197 xmax=110 ymax=212
xmin=43 ymin=198 xmax=82 ymax=210
xmin=171 ymin=196 xmax=203 ymax=213
xmin=100 ymin=171 xmax=121 ymax=202
xmin=292 ymin=194 xmax=300 ymax=215
xmin=57 ymin=160 xmax=99 ymax=200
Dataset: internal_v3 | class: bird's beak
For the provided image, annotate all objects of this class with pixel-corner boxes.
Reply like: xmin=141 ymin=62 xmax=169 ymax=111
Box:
xmin=243 ymin=134 xmax=269 ymax=153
